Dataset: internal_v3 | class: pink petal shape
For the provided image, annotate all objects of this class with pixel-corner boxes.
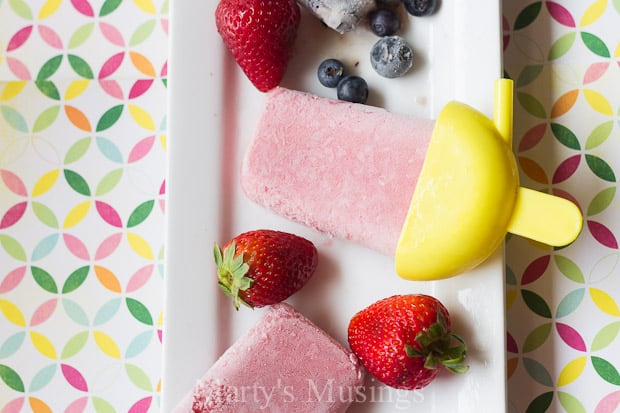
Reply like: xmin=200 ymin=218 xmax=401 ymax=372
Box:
xmin=0 ymin=266 xmax=27 ymax=293
xmin=126 ymin=265 xmax=153 ymax=293
xmin=61 ymin=364 xmax=88 ymax=392
xmin=157 ymin=329 xmax=163 ymax=343
xmin=6 ymin=57 xmax=32 ymax=80
xmin=595 ymin=391 xmax=620 ymax=413
xmin=30 ymin=298 xmax=58 ymax=326
xmin=160 ymin=18 xmax=169 ymax=35
xmin=99 ymin=22 xmax=125 ymax=47
xmin=1 ymin=202 xmax=27 ymax=229
xmin=65 ymin=397 xmax=89 ymax=413
xmin=95 ymin=233 xmax=123 ymax=260
xmin=160 ymin=60 xmax=168 ymax=77
xmin=2 ymin=397 xmax=25 ymax=413
xmin=128 ymin=136 xmax=155 ymax=163
xmin=588 ymin=221 xmax=618 ymax=249
xmin=546 ymin=1 xmax=576 ymax=27
xmin=128 ymin=397 xmax=152 ymax=413
xmin=95 ymin=201 xmax=123 ymax=228
xmin=99 ymin=52 xmax=125 ymax=79
xmin=159 ymin=180 xmax=166 ymax=195
xmin=518 ymin=123 xmax=547 ymax=152
xmin=556 ymin=322 xmax=586 ymax=351
xmin=521 ymin=255 xmax=551 ymax=285
xmin=502 ymin=15 xmax=510 ymax=51
xmin=552 ymin=154 xmax=581 ymax=183
xmin=584 ymin=62 xmax=610 ymax=84
xmin=98 ymin=79 xmax=124 ymax=99
xmin=38 ymin=25 xmax=63 ymax=49
xmin=506 ymin=332 xmax=518 ymax=353
xmin=71 ymin=0 xmax=95 ymax=17
xmin=7 ymin=26 xmax=33 ymax=51
xmin=128 ymin=79 xmax=154 ymax=99
xmin=2 ymin=170 xmax=28 ymax=196
xmin=63 ymin=233 xmax=90 ymax=260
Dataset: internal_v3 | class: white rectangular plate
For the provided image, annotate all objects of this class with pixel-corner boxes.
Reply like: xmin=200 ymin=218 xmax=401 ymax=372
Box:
xmin=163 ymin=0 xmax=506 ymax=411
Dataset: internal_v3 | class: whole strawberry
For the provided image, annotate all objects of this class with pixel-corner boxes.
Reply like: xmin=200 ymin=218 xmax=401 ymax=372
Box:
xmin=347 ymin=294 xmax=468 ymax=390
xmin=215 ymin=0 xmax=301 ymax=92
xmin=214 ymin=229 xmax=318 ymax=309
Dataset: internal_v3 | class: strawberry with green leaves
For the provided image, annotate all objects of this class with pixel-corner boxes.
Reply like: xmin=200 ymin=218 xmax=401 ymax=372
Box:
xmin=348 ymin=294 xmax=468 ymax=390
xmin=214 ymin=229 xmax=318 ymax=310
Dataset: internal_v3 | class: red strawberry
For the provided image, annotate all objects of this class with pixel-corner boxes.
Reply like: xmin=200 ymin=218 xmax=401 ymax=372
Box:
xmin=215 ymin=0 xmax=301 ymax=92
xmin=347 ymin=294 xmax=468 ymax=390
xmin=214 ymin=229 xmax=318 ymax=309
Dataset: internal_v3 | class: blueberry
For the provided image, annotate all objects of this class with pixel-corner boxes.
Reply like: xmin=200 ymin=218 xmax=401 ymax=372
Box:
xmin=370 ymin=36 xmax=413 ymax=78
xmin=402 ymin=0 xmax=437 ymax=17
xmin=337 ymin=76 xmax=369 ymax=104
xmin=368 ymin=8 xmax=400 ymax=37
xmin=317 ymin=59 xmax=346 ymax=88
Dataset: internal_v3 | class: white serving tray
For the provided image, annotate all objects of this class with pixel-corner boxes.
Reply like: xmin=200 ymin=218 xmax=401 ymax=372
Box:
xmin=162 ymin=0 xmax=506 ymax=411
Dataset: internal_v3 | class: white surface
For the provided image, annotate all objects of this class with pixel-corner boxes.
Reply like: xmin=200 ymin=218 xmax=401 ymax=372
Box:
xmin=162 ymin=0 xmax=506 ymax=411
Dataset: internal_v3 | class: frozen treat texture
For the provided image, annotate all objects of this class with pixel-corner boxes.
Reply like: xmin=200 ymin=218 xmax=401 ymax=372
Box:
xmin=299 ymin=0 xmax=376 ymax=33
xmin=173 ymin=303 xmax=364 ymax=412
xmin=241 ymin=87 xmax=434 ymax=255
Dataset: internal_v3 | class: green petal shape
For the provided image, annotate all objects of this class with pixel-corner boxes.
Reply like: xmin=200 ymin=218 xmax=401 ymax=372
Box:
xmin=127 ymin=200 xmax=154 ymax=228
xmin=96 ymin=105 xmax=124 ymax=132
xmin=555 ymin=288 xmax=585 ymax=318
xmin=92 ymin=396 xmax=115 ymax=413
xmin=581 ymin=32 xmax=611 ymax=58
xmin=130 ymin=20 xmax=156 ymax=47
xmin=557 ymin=391 xmax=586 ymax=413
xmin=37 ymin=56 xmax=63 ymax=81
xmin=125 ymin=363 xmax=152 ymax=392
xmin=0 ymin=332 xmax=26 ymax=358
xmin=100 ymin=0 xmax=122 ymax=16
xmin=523 ymin=322 xmax=552 ymax=352
xmin=586 ymin=121 xmax=614 ymax=150
xmin=588 ymin=187 xmax=616 ymax=216
xmin=126 ymin=298 xmax=153 ymax=325
xmin=0 ymin=364 xmax=25 ymax=392
xmin=62 ymin=266 xmax=90 ymax=294
xmin=514 ymin=2 xmax=542 ymax=30
xmin=68 ymin=54 xmax=94 ymax=79
xmin=585 ymin=154 xmax=616 ymax=182
xmin=8 ymin=0 xmax=33 ymax=19
xmin=32 ymin=266 xmax=58 ymax=293
xmin=65 ymin=137 xmax=92 ymax=164
xmin=94 ymin=298 xmax=122 ymax=326
xmin=592 ymin=356 xmax=620 ymax=385
xmin=524 ymin=358 xmax=553 ymax=386
xmin=506 ymin=265 xmax=517 ymax=285
xmin=35 ymin=80 xmax=61 ymax=100
xmin=554 ymin=255 xmax=585 ymax=283
xmin=62 ymin=298 xmax=90 ymax=326
xmin=548 ymin=32 xmax=576 ymax=60
xmin=550 ymin=123 xmax=580 ymax=150
xmin=516 ymin=65 xmax=544 ymax=88
xmin=125 ymin=331 xmax=153 ymax=359
xmin=32 ymin=202 xmax=59 ymax=228
xmin=32 ymin=234 xmax=59 ymax=261
xmin=33 ymin=106 xmax=61 ymax=133
xmin=64 ymin=169 xmax=91 ymax=196
xmin=29 ymin=364 xmax=57 ymax=392
xmin=591 ymin=321 xmax=620 ymax=351
xmin=517 ymin=92 xmax=547 ymax=118
xmin=96 ymin=169 xmax=123 ymax=196
xmin=1 ymin=105 xmax=29 ymax=132
xmin=522 ymin=290 xmax=552 ymax=318
xmin=69 ymin=23 xmax=95 ymax=49
xmin=0 ymin=235 xmax=27 ymax=261
xmin=526 ymin=392 xmax=554 ymax=413
xmin=61 ymin=331 xmax=89 ymax=359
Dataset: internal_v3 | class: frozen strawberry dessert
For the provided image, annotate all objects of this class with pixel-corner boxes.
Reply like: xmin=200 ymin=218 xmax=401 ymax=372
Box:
xmin=172 ymin=303 xmax=364 ymax=412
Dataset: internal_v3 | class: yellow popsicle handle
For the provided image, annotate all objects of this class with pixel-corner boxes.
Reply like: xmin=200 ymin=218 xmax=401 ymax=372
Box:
xmin=493 ymin=78 xmax=514 ymax=146
xmin=507 ymin=187 xmax=583 ymax=246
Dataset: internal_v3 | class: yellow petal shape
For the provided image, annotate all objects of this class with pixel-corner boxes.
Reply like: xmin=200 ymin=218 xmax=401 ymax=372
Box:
xmin=33 ymin=169 xmax=60 ymax=197
xmin=128 ymin=104 xmax=156 ymax=131
xmin=557 ymin=356 xmax=587 ymax=386
xmin=63 ymin=201 xmax=91 ymax=229
xmin=127 ymin=232 xmax=154 ymax=259
xmin=580 ymin=0 xmax=607 ymax=27
xmin=64 ymin=79 xmax=90 ymax=100
xmin=29 ymin=397 xmax=52 ymax=413
xmin=615 ymin=42 xmax=620 ymax=58
xmin=590 ymin=288 xmax=620 ymax=316
xmin=38 ymin=0 xmax=62 ymax=19
xmin=30 ymin=331 xmax=58 ymax=359
xmin=1 ymin=81 xmax=27 ymax=101
xmin=133 ymin=0 xmax=157 ymax=14
xmin=94 ymin=331 xmax=121 ymax=359
xmin=157 ymin=311 xmax=163 ymax=327
xmin=506 ymin=290 xmax=518 ymax=310
xmin=159 ymin=133 xmax=167 ymax=151
xmin=0 ymin=299 xmax=26 ymax=327
xmin=583 ymin=89 xmax=613 ymax=115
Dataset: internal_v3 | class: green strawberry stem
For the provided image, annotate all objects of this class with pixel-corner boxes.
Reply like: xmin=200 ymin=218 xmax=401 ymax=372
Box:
xmin=213 ymin=240 xmax=253 ymax=310
xmin=404 ymin=306 xmax=469 ymax=374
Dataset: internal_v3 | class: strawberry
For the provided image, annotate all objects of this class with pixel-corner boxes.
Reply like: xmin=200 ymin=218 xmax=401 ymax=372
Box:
xmin=214 ymin=229 xmax=318 ymax=309
xmin=215 ymin=0 xmax=301 ymax=92
xmin=347 ymin=294 xmax=468 ymax=390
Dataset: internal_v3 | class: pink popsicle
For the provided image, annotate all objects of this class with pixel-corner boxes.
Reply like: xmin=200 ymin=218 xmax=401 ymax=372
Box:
xmin=241 ymin=87 xmax=434 ymax=255
xmin=173 ymin=303 xmax=364 ymax=412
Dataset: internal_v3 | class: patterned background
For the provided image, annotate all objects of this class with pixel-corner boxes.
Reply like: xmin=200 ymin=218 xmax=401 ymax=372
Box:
xmin=0 ymin=0 xmax=618 ymax=412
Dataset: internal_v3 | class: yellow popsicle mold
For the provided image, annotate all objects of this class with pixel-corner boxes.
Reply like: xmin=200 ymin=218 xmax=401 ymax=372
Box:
xmin=395 ymin=79 xmax=583 ymax=281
